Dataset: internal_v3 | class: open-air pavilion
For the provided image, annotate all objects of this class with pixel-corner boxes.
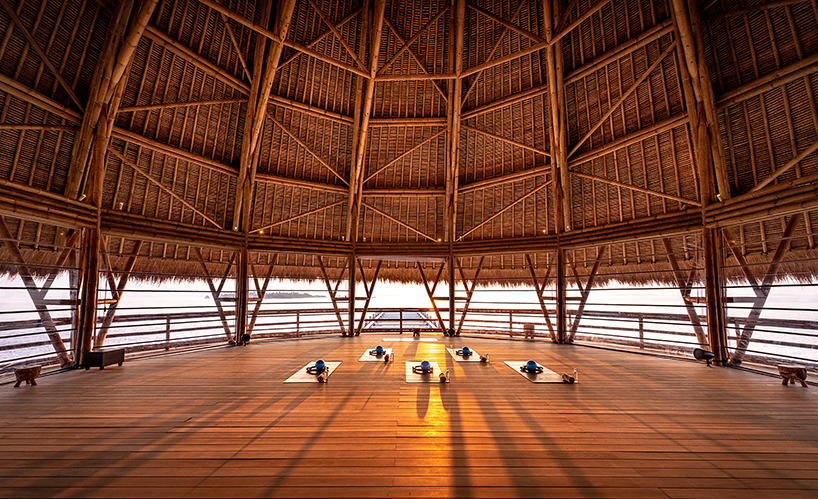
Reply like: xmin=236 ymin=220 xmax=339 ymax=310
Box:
xmin=1 ymin=0 xmax=817 ymax=496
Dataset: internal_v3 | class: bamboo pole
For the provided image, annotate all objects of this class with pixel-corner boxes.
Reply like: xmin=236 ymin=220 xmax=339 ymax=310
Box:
xmin=458 ymin=182 xmax=551 ymax=240
xmin=0 ymin=0 xmax=84 ymax=110
xmin=307 ymin=0 xmax=366 ymax=70
xmin=466 ymin=1 xmax=545 ymax=43
xmin=445 ymin=0 xmax=466 ymax=243
xmin=253 ymin=198 xmax=347 ymax=233
xmin=96 ymin=241 xmax=142 ymax=346
xmin=234 ymin=0 xmax=297 ymax=232
xmin=461 ymin=124 xmax=550 ymax=157
xmin=0 ymin=216 xmax=71 ymax=366
xmin=346 ymin=0 xmax=387 ymax=243
xmin=362 ymin=202 xmax=438 ymax=241
xmin=525 ymin=254 xmax=556 ymax=341
xmin=221 ymin=13 xmax=252 ymax=82
xmin=567 ymin=246 xmax=606 ymax=342
xmin=662 ymin=237 xmax=708 ymax=347
xmin=364 ymin=130 xmax=447 ymax=183
xmin=318 ymin=256 xmax=348 ymax=335
xmin=568 ymin=43 xmax=677 ymax=158
xmin=569 ymin=170 xmax=701 ymax=206
xmin=104 ymin=0 xmax=160 ymax=103
xmin=278 ymin=6 xmax=364 ymax=69
xmin=461 ymin=83 xmax=550 ymax=120
xmin=459 ymin=165 xmax=551 ymax=193
xmin=383 ymin=17 xmax=448 ymax=101
xmin=118 ymin=98 xmax=248 ymax=113
xmin=377 ymin=4 xmax=450 ymax=76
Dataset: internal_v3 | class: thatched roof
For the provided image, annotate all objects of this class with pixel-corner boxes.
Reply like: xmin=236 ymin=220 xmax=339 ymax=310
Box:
xmin=0 ymin=0 xmax=817 ymax=286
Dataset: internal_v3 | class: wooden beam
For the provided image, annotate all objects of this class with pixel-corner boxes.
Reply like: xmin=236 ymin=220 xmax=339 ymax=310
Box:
xmin=525 ymin=254 xmax=556 ymax=341
xmin=717 ymin=51 xmax=818 ymax=109
xmin=0 ymin=216 xmax=72 ymax=366
xmin=354 ymin=260 xmax=382 ymax=335
xmin=454 ymin=256 xmax=484 ymax=335
xmin=247 ymin=257 xmax=277 ymax=334
xmin=118 ymin=98 xmax=248 ymax=113
xmin=731 ymin=213 xmax=802 ymax=365
xmin=568 ymin=42 xmax=677 ymax=158
xmin=104 ymin=0 xmax=160 ymax=103
xmin=220 ymin=13 xmax=252 ymax=82
xmin=278 ymin=6 xmax=364 ymax=70
xmin=346 ymin=0 xmax=387 ymax=242
xmin=445 ymin=0 xmax=466 ymax=243
xmin=268 ymin=95 xmax=354 ymax=125
xmin=752 ymin=138 xmax=818 ymax=192
xmin=418 ymin=264 xmax=447 ymax=333
xmin=566 ymin=245 xmax=606 ymax=342
xmin=383 ymin=17 xmax=448 ymax=101
xmin=377 ymin=4 xmax=450 ymax=76
xmin=569 ymin=114 xmax=689 ymax=167
xmin=362 ymin=201 xmax=438 ymax=242
xmin=318 ymin=256 xmax=348 ymax=335
xmin=662 ymin=237 xmax=708 ymax=348
xmin=461 ymin=0 xmax=527 ymax=104
xmin=194 ymin=247 xmax=234 ymax=341
xmin=565 ymin=20 xmax=674 ymax=83
xmin=233 ymin=0 xmax=297 ymax=231
xmin=459 ymin=165 xmax=551 ymax=194
xmin=0 ymin=0 xmax=84 ymax=110
xmin=307 ymin=0 xmax=367 ymax=70
xmin=266 ymin=113 xmax=348 ymax=185
xmin=363 ymin=129 xmax=446 ymax=183
xmin=458 ymin=181 xmax=551 ymax=240
xmin=569 ymin=170 xmax=702 ymax=206
xmin=107 ymin=147 xmax=223 ymax=228
xmin=466 ymin=1 xmax=545 ymax=43
xmin=252 ymin=198 xmax=347 ymax=233
xmin=96 ymin=240 xmax=142 ymax=347
xmin=551 ymin=0 xmax=611 ymax=46
xmin=462 ymin=123 xmax=550 ymax=156
xmin=196 ymin=0 xmax=369 ymax=78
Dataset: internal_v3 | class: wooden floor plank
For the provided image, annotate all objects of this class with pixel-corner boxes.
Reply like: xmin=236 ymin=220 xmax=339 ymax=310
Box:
xmin=1 ymin=335 xmax=816 ymax=498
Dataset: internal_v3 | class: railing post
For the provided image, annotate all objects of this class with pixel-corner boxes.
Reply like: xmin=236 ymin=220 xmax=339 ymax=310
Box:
xmin=165 ymin=317 xmax=171 ymax=350
xmin=638 ymin=316 xmax=644 ymax=349
xmin=509 ymin=311 xmax=513 ymax=337
xmin=296 ymin=311 xmax=300 ymax=336
xmin=399 ymin=309 xmax=403 ymax=334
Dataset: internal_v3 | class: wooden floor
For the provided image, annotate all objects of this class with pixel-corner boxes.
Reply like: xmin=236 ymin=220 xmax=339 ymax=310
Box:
xmin=2 ymin=335 xmax=817 ymax=498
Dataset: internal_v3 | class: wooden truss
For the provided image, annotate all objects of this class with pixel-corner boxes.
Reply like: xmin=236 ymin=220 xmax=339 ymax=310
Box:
xmin=0 ymin=217 xmax=76 ymax=366
xmin=318 ymin=256 xmax=350 ymax=336
xmin=662 ymin=238 xmax=709 ymax=349
xmin=566 ymin=246 xmax=606 ymax=343
xmin=247 ymin=256 xmax=278 ymax=334
xmin=418 ymin=263 xmax=447 ymax=333
xmin=194 ymin=247 xmax=236 ymax=342
xmin=96 ymin=238 xmax=143 ymax=347
xmin=525 ymin=254 xmax=556 ymax=342
xmin=453 ymin=256 xmax=484 ymax=335
xmin=353 ymin=260 xmax=383 ymax=336
xmin=723 ymin=213 xmax=803 ymax=365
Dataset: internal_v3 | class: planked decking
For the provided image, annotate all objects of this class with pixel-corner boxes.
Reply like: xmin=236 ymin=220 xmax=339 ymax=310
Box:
xmin=1 ymin=336 xmax=817 ymax=498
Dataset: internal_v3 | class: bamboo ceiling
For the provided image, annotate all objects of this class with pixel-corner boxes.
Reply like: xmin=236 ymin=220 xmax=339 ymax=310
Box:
xmin=0 ymin=0 xmax=817 ymax=283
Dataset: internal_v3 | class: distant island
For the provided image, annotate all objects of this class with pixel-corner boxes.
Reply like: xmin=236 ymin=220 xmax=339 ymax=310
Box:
xmin=206 ymin=292 xmax=321 ymax=300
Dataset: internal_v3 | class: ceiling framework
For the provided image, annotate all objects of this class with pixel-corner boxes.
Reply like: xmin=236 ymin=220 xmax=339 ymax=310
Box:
xmin=0 ymin=0 xmax=816 ymax=293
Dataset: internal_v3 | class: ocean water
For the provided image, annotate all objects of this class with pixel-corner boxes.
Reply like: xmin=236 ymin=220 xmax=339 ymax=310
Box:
xmin=1 ymin=275 xmax=816 ymax=371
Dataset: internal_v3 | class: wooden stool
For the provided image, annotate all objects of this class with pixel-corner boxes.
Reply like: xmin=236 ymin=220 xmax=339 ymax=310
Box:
xmin=777 ymin=365 xmax=808 ymax=387
xmin=524 ymin=323 xmax=535 ymax=340
xmin=412 ymin=328 xmax=420 ymax=337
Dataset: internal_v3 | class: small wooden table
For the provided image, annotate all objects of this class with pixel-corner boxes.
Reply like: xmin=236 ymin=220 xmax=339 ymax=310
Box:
xmin=777 ymin=365 xmax=808 ymax=387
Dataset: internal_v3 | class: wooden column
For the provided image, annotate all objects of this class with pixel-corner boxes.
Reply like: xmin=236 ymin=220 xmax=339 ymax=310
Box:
xmin=348 ymin=250 xmax=356 ymax=337
xmin=346 ymin=0 xmax=386 ymax=242
xmin=76 ymin=106 xmax=108 ymax=366
xmin=543 ymin=0 xmax=570 ymax=342
xmin=444 ymin=0 xmax=466 ymax=242
xmin=235 ymin=243 xmax=249 ymax=343
xmin=555 ymin=248 xmax=567 ymax=344
xmin=703 ymin=227 xmax=728 ymax=364
xmin=234 ymin=0 xmax=297 ymax=231
xmin=448 ymin=254 xmax=456 ymax=334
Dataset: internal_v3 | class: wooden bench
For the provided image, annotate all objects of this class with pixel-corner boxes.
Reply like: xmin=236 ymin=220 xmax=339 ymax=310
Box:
xmin=84 ymin=348 xmax=125 ymax=370
xmin=777 ymin=365 xmax=808 ymax=387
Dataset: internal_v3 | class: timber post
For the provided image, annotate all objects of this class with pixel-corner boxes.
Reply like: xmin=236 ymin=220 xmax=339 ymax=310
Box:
xmin=235 ymin=242 xmax=249 ymax=343
xmin=555 ymin=247 xmax=567 ymax=344
xmin=703 ymin=227 xmax=728 ymax=364
xmin=349 ymin=250 xmax=356 ymax=337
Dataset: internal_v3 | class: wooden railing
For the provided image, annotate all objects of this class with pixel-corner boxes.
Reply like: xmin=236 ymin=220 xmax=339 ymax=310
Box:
xmin=2 ymin=306 xmax=816 ymax=379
